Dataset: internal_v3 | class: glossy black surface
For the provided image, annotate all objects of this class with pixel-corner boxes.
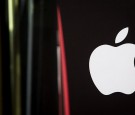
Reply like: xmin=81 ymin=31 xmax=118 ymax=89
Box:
xmin=59 ymin=0 xmax=135 ymax=114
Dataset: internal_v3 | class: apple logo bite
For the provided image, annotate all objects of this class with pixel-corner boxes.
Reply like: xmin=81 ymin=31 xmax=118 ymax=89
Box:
xmin=89 ymin=27 xmax=135 ymax=95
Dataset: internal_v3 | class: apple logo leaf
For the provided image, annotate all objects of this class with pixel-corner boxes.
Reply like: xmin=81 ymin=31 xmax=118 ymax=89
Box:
xmin=115 ymin=27 xmax=129 ymax=44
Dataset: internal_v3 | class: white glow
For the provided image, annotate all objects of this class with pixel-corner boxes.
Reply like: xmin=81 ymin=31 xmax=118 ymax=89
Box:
xmin=89 ymin=27 xmax=135 ymax=95
xmin=8 ymin=0 xmax=14 ymax=32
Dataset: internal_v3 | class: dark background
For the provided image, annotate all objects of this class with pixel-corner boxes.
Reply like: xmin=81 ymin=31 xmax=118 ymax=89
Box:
xmin=59 ymin=0 xmax=135 ymax=114
xmin=0 ymin=0 xmax=58 ymax=115
xmin=31 ymin=0 xmax=58 ymax=115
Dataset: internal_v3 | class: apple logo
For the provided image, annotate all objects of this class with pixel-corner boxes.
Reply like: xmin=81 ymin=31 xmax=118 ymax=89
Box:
xmin=89 ymin=27 xmax=135 ymax=95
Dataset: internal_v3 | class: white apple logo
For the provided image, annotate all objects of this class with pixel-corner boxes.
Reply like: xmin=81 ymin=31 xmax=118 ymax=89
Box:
xmin=89 ymin=27 xmax=135 ymax=95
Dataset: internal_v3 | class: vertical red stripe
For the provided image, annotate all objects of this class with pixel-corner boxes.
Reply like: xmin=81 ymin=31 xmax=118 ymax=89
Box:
xmin=57 ymin=6 xmax=70 ymax=115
